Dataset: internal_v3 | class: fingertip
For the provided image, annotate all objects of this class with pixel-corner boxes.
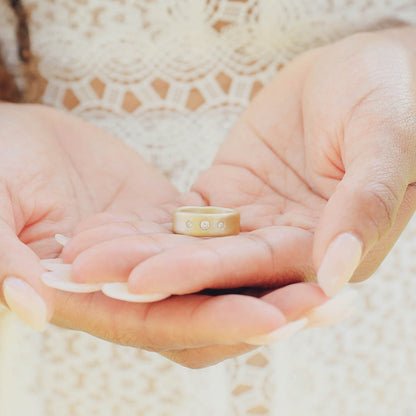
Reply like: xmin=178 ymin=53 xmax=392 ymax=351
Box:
xmin=244 ymin=318 xmax=308 ymax=345
xmin=316 ymin=233 xmax=363 ymax=296
xmin=126 ymin=243 xmax=223 ymax=295
xmin=3 ymin=276 xmax=53 ymax=330
xmin=69 ymin=242 xmax=129 ymax=284
xmin=260 ymin=282 xmax=331 ymax=326
xmin=304 ymin=289 xmax=360 ymax=328
xmin=127 ymin=253 xmax=178 ymax=295
xmin=128 ymin=261 xmax=180 ymax=295
xmin=197 ymin=294 xmax=288 ymax=343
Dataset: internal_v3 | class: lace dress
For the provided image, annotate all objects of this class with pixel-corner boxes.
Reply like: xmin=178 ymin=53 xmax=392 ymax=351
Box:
xmin=1 ymin=1 xmax=416 ymax=415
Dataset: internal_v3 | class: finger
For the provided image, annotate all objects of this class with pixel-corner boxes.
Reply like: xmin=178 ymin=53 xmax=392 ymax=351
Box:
xmin=261 ymin=282 xmax=358 ymax=328
xmin=158 ymin=285 xmax=325 ymax=368
xmin=0 ymin=217 xmax=55 ymax=330
xmin=72 ymin=213 xmax=138 ymax=235
xmin=126 ymin=226 xmax=313 ymax=295
xmin=347 ymin=184 xmax=416 ymax=281
xmin=159 ymin=284 xmax=356 ymax=368
xmin=162 ymin=283 xmax=355 ymax=368
xmin=308 ymin=45 xmax=416 ymax=296
xmin=69 ymin=233 xmax=195 ymax=283
xmin=313 ymin=141 xmax=416 ymax=296
xmin=51 ymin=291 xmax=287 ymax=349
xmin=260 ymin=282 xmax=328 ymax=320
xmin=62 ymin=220 xmax=168 ymax=263
xmin=159 ymin=285 xmax=326 ymax=368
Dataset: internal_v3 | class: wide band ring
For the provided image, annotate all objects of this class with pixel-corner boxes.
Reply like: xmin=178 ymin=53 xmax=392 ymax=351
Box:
xmin=172 ymin=206 xmax=240 ymax=237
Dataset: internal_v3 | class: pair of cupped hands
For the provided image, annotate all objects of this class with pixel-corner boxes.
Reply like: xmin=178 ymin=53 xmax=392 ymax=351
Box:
xmin=1 ymin=30 xmax=416 ymax=368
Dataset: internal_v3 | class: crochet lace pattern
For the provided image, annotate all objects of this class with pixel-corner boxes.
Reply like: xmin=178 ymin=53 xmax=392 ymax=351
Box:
xmin=1 ymin=1 xmax=416 ymax=415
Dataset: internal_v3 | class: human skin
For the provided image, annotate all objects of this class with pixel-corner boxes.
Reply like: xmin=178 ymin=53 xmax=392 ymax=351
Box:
xmin=0 ymin=102 xmax=178 ymax=327
xmin=0 ymin=102 xmax=329 ymax=368
xmin=66 ymin=27 xmax=416 ymax=289
xmin=61 ymin=27 xmax=416 ymax=366
xmin=2 ymin=27 xmax=416 ymax=368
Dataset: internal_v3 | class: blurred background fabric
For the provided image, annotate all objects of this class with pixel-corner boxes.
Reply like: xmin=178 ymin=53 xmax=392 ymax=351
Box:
xmin=1 ymin=1 xmax=416 ymax=415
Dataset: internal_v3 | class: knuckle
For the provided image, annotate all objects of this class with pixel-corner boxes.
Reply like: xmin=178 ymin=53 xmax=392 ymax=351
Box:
xmin=361 ymin=181 xmax=399 ymax=239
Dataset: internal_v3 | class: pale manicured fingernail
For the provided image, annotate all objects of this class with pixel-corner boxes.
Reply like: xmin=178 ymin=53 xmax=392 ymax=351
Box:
xmin=40 ymin=258 xmax=64 ymax=269
xmin=102 ymin=283 xmax=171 ymax=303
xmin=55 ymin=234 xmax=70 ymax=246
xmin=3 ymin=276 xmax=48 ymax=331
xmin=244 ymin=318 xmax=308 ymax=346
xmin=40 ymin=261 xmax=70 ymax=273
xmin=305 ymin=290 xmax=358 ymax=328
xmin=41 ymin=265 xmax=71 ymax=279
xmin=41 ymin=271 xmax=103 ymax=293
xmin=317 ymin=233 xmax=363 ymax=297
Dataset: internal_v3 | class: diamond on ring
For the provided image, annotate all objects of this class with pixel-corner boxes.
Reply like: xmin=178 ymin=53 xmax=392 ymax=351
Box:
xmin=200 ymin=220 xmax=210 ymax=230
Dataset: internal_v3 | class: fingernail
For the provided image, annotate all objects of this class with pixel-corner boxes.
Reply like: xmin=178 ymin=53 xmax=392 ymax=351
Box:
xmin=102 ymin=283 xmax=171 ymax=303
xmin=41 ymin=272 xmax=103 ymax=293
xmin=40 ymin=258 xmax=64 ymax=269
xmin=317 ymin=233 xmax=363 ymax=297
xmin=41 ymin=265 xmax=71 ymax=279
xmin=244 ymin=318 xmax=308 ymax=346
xmin=55 ymin=234 xmax=70 ymax=246
xmin=305 ymin=290 xmax=358 ymax=328
xmin=3 ymin=276 xmax=48 ymax=331
xmin=40 ymin=261 xmax=70 ymax=272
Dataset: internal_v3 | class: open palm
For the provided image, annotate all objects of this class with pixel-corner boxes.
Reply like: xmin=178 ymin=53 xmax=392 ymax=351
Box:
xmin=69 ymin=31 xmax=416 ymax=299
xmin=64 ymin=50 xmax=326 ymax=293
xmin=0 ymin=102 xmax=178 ymax=326
xmin=55 ymin=30 xmax=416 ymax=367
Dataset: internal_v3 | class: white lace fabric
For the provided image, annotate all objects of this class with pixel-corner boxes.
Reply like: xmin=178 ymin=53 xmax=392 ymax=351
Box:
xmin=1 ymin=1 xmax=416 ymax=415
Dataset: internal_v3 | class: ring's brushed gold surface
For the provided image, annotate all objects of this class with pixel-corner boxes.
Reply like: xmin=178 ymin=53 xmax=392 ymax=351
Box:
xmin=172 ymin=206 xmax=240 ymax=237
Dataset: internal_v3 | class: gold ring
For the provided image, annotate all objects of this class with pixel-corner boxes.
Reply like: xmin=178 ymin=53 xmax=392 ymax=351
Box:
xmin=172 ymin=206 xmax=240 ymax=237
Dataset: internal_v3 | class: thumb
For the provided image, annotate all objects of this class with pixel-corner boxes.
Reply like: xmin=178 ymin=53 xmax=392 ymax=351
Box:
xmin=0 ymin=218 xmax=55 ymax=330
xmin=314 ymin=143 xmax=416 ymax=296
